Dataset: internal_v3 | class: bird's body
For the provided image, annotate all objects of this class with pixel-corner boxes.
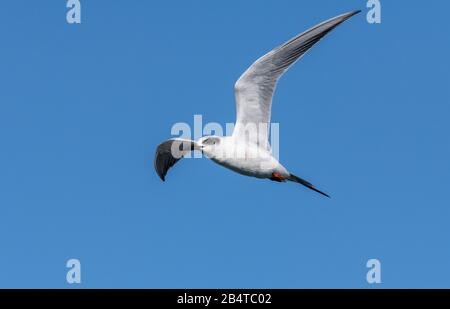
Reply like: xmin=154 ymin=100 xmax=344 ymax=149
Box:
xmin=200 ymin=136 xmax=289 ymax=179
xmin=154 ymin=10 xmax=360 ymax=197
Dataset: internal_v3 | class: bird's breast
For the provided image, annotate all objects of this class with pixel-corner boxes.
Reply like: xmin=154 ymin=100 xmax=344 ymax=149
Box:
xmin=207 ymin=143 xmax=279 ymax=178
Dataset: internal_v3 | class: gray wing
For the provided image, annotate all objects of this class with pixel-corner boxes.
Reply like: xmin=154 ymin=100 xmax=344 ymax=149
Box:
xmin=233 ymin=10 xmax=360 ymax=148
xmin=154 ymin=139 xmax=197 ymax=181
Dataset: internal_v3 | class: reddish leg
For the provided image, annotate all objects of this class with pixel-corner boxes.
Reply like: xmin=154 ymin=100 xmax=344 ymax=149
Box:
xmin=270 ymin=172 xmax=286 ymax=182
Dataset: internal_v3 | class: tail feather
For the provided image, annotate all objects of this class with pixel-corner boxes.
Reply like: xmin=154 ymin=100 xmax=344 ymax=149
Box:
xmin=288 ymin=174 xmax=330 ymax=198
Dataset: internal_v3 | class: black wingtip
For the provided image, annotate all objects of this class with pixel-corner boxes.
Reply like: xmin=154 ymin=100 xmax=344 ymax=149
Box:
xmin=345 ymin=10 xmax=362 ymax=19
xmin=308 ymin=186 xmax=331 ymax=198
xmin=289 ymin=173 xmax=331 ymax=198
xmin=321 ymin=191 xmax=331 ymax=199
xmin=158 ymin=170 xmax=166 ymax=182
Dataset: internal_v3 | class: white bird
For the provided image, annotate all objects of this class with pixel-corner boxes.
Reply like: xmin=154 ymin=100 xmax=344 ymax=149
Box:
xmin=154 ymin=10 xmax=360 ymax=197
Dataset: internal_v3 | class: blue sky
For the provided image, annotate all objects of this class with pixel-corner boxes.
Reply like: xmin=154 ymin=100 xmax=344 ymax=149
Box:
xmin=0 ymin=0 xmax=449 ymax=288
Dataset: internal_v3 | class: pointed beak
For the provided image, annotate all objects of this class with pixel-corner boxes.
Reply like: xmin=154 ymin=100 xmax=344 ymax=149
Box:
xmin=197 ymin=144 xmax=205 ymax=154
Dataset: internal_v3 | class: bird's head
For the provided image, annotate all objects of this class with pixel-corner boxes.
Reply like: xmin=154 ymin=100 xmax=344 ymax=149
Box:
xmin=198 ymin=136 xmax=223 ymax=157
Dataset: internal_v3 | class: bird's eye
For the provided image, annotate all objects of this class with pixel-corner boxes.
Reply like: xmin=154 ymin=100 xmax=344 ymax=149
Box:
xmin=203 ymin=137 xmax=219 ymax=145
xmin=211 ymin=138 xmax=220 ymax=145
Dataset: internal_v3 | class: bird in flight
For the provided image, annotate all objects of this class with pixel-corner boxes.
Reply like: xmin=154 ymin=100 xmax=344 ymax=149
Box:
xmin=154 ymin=11 xmax=360 ymax=197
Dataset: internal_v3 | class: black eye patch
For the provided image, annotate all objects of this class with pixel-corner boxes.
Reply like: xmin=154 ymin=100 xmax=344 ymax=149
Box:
xmin=203 ymin=138 xmax=219 ymax=145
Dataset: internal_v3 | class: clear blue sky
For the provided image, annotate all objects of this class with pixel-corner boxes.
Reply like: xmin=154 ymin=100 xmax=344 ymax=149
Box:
xmin=0 ymin=0 xmax=449 ymax=288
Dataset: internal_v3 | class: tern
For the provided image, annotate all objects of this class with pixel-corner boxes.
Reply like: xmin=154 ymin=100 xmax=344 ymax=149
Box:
xmin=154 ymin=10 xmax=360 ymax=197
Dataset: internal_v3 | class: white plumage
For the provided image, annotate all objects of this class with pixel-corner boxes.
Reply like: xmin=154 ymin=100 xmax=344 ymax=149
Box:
xmin=154 ymin=11 xmax=360 ymax=197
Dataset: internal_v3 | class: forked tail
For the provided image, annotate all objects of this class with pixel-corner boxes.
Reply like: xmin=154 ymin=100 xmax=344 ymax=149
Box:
xmin=288 ymin=174 xmax=330 ymax=198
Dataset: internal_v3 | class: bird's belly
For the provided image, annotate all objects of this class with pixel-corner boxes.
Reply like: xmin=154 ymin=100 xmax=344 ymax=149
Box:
xmin=211 ymin=156 xmax=275 ymax=179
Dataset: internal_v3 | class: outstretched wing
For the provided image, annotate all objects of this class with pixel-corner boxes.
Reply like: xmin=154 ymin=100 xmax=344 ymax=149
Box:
xmin=154 ymin=139 xmax=197 ymax=181
xmin=233 ymin=11 xmax=360 ymax=148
